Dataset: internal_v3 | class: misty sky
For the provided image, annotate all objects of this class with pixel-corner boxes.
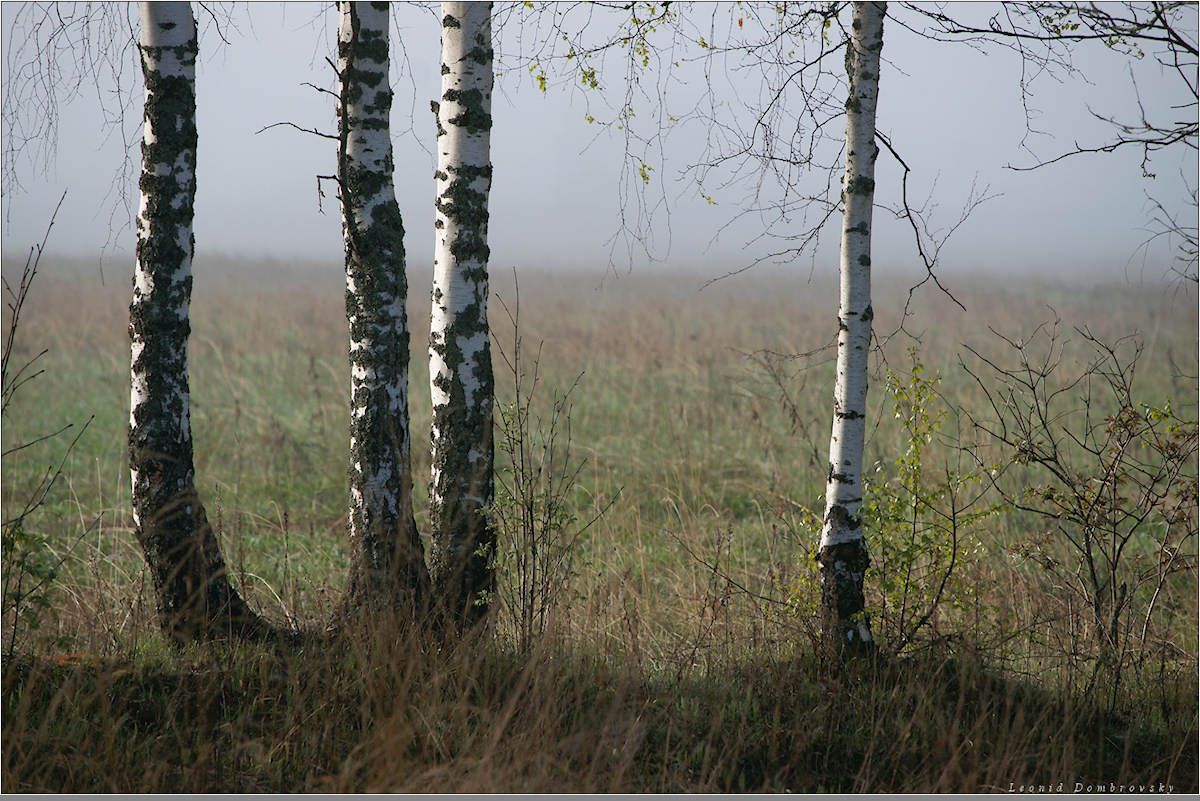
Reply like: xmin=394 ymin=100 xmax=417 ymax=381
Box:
xmin=1 ymin=2 xmax=1196 ymax=283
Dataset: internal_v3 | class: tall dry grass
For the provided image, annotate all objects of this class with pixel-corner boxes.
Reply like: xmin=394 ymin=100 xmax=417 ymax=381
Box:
xmin=2 ymin=257 xmax=1197 ymax=791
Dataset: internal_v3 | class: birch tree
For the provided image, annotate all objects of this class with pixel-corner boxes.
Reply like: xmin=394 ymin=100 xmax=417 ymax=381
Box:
xmin=338 ymin=0 xmax=430 ymax=614
xmin=818 ymin=1 xmax=885 ymax=656
xmin=498 ymin=2 xmax=1192 ymax=657
xmin=128 ymin=1 xmax=264 ymax=643
xmin=429 ymin=1 xmax=496 ymax=629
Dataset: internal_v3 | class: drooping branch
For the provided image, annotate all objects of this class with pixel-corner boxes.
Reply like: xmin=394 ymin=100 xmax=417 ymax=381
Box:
xmin=902 ymin=1 xmax=1198 ymax=279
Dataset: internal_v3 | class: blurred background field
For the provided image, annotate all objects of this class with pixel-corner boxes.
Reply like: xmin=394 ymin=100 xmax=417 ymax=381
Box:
xmin=2 ymin=255 xmax=1196 ymax=791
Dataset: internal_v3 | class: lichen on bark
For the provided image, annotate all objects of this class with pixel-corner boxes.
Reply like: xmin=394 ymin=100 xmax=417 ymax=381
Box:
xmin=429 ymin=1 xmax=496 ymax=630
xmin=129 ymin=1 xmax=264 ymax=644
xmin=338 ymin=0 xmax=430 ymax=617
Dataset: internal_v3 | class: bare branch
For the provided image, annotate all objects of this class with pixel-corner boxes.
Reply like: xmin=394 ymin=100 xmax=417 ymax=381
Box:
xmin=301 ymin=81 xmax=339 ymax=99
xmin=254 ymin=120 xmax=339 ymax=140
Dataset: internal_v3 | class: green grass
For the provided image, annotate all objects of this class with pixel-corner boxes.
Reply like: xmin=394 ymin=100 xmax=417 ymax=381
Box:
xmin=2 ymin=257 xmax=1197 ymax=791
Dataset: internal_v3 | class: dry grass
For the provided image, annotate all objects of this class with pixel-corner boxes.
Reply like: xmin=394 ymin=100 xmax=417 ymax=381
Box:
xmin=3 ymin=623 xmax=1195 ymax=792
xmin=2 ymin=257 xmax=1197 ymax=791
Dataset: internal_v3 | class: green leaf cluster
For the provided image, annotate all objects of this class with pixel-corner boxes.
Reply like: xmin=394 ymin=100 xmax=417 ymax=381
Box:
xmin=3 ymin=519 xmax=62 ymax=657
xmin=863 ymin=348 xmax=999 ymax=649
xmin=786 ymin=347 xmax=1000 ymax=651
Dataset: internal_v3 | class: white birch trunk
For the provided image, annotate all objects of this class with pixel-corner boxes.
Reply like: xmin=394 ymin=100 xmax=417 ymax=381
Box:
xmin=429 ymin=1 xmax=495 ymax=628
xmin=817 ymin=1 xmax=885 ymax=654
xmin=129 ymin=1 xmax=262 ymax=642
xmin=338 ymin=0 xmax=429 ymax=613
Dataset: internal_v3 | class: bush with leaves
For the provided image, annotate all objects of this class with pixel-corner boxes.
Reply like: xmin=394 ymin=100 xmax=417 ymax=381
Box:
xmin=964 ymin=320 xmax=1198 ymax=680
xmin=788 ymin=347 xmax=997 ymax=654
xmin=864 ymin=348 xmax=998 ymax=651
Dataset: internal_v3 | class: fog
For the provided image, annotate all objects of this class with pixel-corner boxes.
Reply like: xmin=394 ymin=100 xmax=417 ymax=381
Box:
xmin=1 ymin=2 xmax=1195 ymax=286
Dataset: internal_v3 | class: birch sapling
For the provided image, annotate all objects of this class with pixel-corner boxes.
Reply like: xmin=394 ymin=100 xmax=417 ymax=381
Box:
xmin=818 ymin=1 xmax=885 ymax=656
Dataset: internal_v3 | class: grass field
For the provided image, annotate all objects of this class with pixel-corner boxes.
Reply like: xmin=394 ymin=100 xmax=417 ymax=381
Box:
xmin=2 ymin=256 xmax=1197 ymax=791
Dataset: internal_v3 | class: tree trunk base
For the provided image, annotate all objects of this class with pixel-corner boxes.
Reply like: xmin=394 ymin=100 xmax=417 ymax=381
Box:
xmin=339 ymin=516 xmax=431 ymax=627
xmin=817 ymin=539 xmax=875 ymax=664
xmin=136 ymin=496 xmax=279 ymax=647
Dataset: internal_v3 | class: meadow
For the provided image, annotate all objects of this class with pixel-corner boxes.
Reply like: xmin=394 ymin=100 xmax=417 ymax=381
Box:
xmin=2 ymin=255 xmax=1197 ymax=792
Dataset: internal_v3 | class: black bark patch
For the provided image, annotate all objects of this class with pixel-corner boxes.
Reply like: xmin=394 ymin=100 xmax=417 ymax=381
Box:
xmin=131 ymin=17 xmax=266 ymax=645
xmin=338 ymin=1 xmax=431 ymax=619
xmin=817 ymin=535 xmax=873 ymax=660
